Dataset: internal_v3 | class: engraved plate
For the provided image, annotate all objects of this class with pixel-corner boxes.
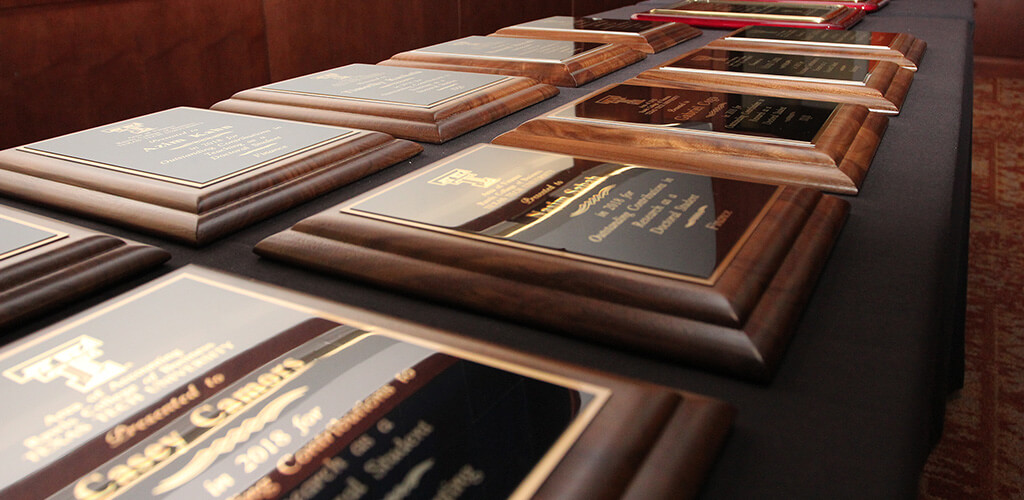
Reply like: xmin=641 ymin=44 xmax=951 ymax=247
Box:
xmin=664 ymin=48 xmax=875 ymax=85
xmin=0 ymin=274 xmax=344 ymax=492
xmin=516 ymin=16 xmax=661 ymax=34
xmin=17 ymin=108 xmax=357 ymax=188
xmin=346 ymin=146 xmax=778 ymax=282
xmin=552 ymin=83 xmax=835 ymax=144
xmin=733 ymin=26 xmax=896 ymax=48
xmin=0 ymin=215 xmax=67 ymax=261
xmin=653 ymin=1 xmax=841 ymax=21
xmin=39 ymin=271 xmax=609 ymax=500
xmin=261 ymin=64 xmax=511 ymax=108
xmin=416 ymin=36 xmax=602 ymax=63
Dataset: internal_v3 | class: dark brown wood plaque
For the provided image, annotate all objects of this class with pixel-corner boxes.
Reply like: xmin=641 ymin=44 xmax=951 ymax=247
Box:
xmin=635 ymin=47 xmax=915 ymax=114
xmin=4 ymin=266 xmax=734 ymax=500
xmin=493 ymin=79 xmax=888 ymax=194
xmin=0 ymin=108 xmax=422 ymax=245
xmin=493 ymin=16 xmax=703 ymax=54
xmin=255 ymin=145 xmax=849 ymax=381
xmin=0 ymin=205 xmax=169 ymax=329
xmin=708 ymin=26 xmax=926 ymax=71
xmin=212 ymin=64 xmax=559 ymax=143
xmin=379 ymin=35 xmax=646 ymax=88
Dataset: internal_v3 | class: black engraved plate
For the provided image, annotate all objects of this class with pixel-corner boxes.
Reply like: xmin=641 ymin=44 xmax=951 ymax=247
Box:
xmin=666 ymin=48 xmax=874 ymax=84
xmin=0 ymin=215 xmax=66 ymax=261
xmin=553 ymin=83 xmax=836 ymax=144
xmin=58 ymin=296 xmax=604 ymax=499
xmin=17 ymin=108 xmax=357 ymax=187
xmin=0 ymin=274 xmax=344 ymax=493
xmin=416 ymin=36 xmax=603 ymax=62
xmin=346 ymin=145 xmax=778 ymax=282
xmin=261 ymin=64 xmax=510 ymax=108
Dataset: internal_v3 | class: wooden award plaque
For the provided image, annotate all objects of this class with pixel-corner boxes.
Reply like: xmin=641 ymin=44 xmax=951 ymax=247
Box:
xmin=379 ymin=35 xmax=646 ymax=88
xmin=493 ymin=80 xmax=888 ymax=194
xmin=255 ymin=145 xmax=849 ymax=381
xmin=708 ymin=26 xmax=927 ymax=71
xmin=0 ymin=205 xmax=169 ymax=328
xmin=631 ymin=0 xmax=866 ymax=30
xmin=212 ymin=64 xmax=558 ymax=143
xmin=0 ymin=108 xmax=421 ymax=245
xmin=4 ymin=266 xmax=734 ymax=500
xmin=493 ymin=16 xmax=702 ymax=54
xmin=634 ymin=47 xmax=915 ymax=114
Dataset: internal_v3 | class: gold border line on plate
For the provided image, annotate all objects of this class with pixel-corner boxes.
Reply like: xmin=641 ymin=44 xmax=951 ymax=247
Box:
xmin=341 ymin=143 xmax=783 ymax=287
xmin=259 ymin=75 xmax=513 ymax=109
xmin=15 ymin=129 xmax=359 ymax=189
xmin=0 ymin=213 xmax=69 ymax=262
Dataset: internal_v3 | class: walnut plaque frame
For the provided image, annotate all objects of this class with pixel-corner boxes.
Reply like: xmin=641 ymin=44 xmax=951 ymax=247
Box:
xmin=212 ymin=64 xmax=559 ymax=143
xmin=255 ymin=145 xmax=849 ymax=381
xmin=635 ymin=47 xmax=915 ymax=114
xmin=493 ymin=79 xmax=887 ymax=194
xmin=0 ymin=205 xmax=169 ymax=328
xmin=493 ymin=16 xmax=702 ymax=54
xmin=708 ymin=26 xmax=926 ymax=71
xmin=379 ymin=36 xmax=646 ymax=88
xmin=0 ymin=108 xmax=422 ymax=245
xmin=2 ymin=265 xmax=735 ymax=500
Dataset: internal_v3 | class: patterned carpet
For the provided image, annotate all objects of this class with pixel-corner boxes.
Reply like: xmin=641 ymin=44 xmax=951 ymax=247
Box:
xmin=917 ymin=76 xmax=1024 ymax=499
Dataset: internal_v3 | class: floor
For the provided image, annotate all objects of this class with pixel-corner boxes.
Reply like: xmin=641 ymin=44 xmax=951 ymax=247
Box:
xmin=917 ymin=65 xmax=1024 ymax=499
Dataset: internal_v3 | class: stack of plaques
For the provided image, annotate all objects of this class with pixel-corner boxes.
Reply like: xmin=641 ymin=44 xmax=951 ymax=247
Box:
xmin=634 ymin=47 xmax=915 ymax=114
xmin=380 ymin=35 xmax=646 ymax=87
xmin=0 ymin=108 xmax=422 ymax=245
xmin=708 ymin=26 xmax=926 ymax=71
xmin=493 ymin=79 xmax=887 ymax=194
xmin=494 ymin=16 xmax=702 ymax=54
xmin=631 ymin=0 xmax=867 ymax=30
xmin=0 ymin=205 xmax=168 ymax=328
xmin=0 ymin=266 xmax=734 ymax=499
xmin=213 ymin=64 xmax=559 ymax=143
xmin=255 ymin=145 xmax=849 ymax=381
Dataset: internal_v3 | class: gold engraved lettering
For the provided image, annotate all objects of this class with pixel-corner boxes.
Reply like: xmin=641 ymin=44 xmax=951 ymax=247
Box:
xmin=103 ymin=122 xmax=154 ymax=134
xmin=434 ymin=464 xmax=486 ymax=500
xmin=73 ymin=431 xmax=187 ymax=499
xmin=705 ymin=210 xmax=733 ymax=231
xmin=191 ymin=358 xmax=305 ymax=428
xmin=570 ymin=184 xmax=615 ymax=218
xmin=594 ymin=95 xmax=645 ymax=106
xmin=588 ymin=212 xmax=635 ymax=243
xmin=277 ymin=384 xmax=398 ymax=476
xmin=152 ymin=387 xmax=309 ymax=495
xmin=685 ymin=205 xmax=708 ymax=228
xmin=383 ymin=458 xmax=434 ymax=500
xmin=3 ymin=336 xmax=129 ymax=393
xmin=428 ymin=169 xmax=499 ymax=188
xmin=364 ymin=420 xmax=434 ymax=480
xmin=105 ymin=383 xmax=202 ymax=448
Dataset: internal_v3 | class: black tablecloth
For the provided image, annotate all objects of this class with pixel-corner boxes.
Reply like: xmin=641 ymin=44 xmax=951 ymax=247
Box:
xmin=3 ymin=2 xmax=973 ymax=498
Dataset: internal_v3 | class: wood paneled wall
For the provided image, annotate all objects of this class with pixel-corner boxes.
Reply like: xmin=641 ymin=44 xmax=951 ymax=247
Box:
xmin=0 ymin=0 xmax=635 ymax=150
